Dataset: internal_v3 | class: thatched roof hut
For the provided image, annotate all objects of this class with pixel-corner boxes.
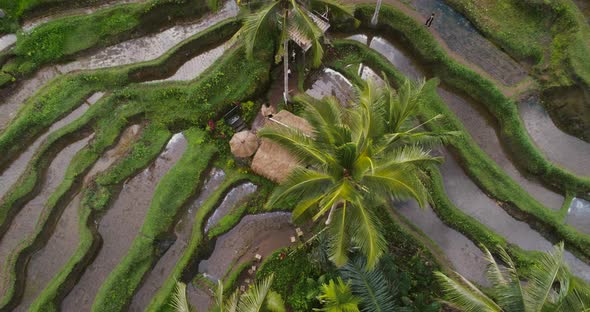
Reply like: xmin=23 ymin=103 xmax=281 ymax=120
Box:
xmin=251 ymin=110 xmax=313 ymax=183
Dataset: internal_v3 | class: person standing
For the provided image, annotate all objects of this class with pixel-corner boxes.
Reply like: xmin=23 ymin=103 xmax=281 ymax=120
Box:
xmin=425 ymin=13 xmax=435 ymax=27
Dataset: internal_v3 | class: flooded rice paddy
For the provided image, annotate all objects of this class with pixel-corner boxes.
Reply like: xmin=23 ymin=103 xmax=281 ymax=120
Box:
xmin=129 ymin=168 xmax=226 ymax=311
xmin=61 ymin=133 xmax=187 ymax=311
xmin=1 ymin=1 xmax=589 ymax=308
xmin=0 ymin=94 xmax=99 ymax=200
xmin=0 ymin=134 xmax=93 ymax=298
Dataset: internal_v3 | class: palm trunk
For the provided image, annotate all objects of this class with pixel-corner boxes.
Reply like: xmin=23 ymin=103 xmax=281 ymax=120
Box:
xmin=283 ymin=8 xmax=289 ymax=104
xmin=371 ymin=0 xmax=382 ymax=26
xmin=325 ymin=201 xmax=340 ymax=225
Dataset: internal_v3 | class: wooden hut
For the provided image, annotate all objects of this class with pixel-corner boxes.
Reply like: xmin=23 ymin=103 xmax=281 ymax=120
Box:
xmin=251 ymin=110 xmax=313 ymax=183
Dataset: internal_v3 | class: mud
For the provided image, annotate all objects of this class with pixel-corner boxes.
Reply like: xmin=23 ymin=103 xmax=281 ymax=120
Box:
xmin=204 ymin=182 xmax=258 ymax=233
xmin=146 ymin=44 xmax=226 ymax=83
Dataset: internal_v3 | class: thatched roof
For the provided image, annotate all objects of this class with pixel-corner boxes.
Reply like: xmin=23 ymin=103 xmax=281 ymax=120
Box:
xmin=251 ymin=110 xmax=313 ymax=183
xmin=230 ymin=130 xmax=258 ymax=158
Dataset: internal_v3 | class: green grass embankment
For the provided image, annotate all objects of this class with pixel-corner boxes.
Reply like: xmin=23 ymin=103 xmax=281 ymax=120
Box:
xmin=0 ymin=0 xmax=217 ymax=86
xmin=0 ymin=18 xmax=239 ymax=166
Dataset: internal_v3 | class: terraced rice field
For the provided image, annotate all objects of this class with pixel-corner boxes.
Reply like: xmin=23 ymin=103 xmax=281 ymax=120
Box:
xmin=0 ymin=0 xmax=589 ymax=311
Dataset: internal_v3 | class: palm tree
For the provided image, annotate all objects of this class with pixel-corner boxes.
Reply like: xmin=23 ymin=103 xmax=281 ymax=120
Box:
xmin=316 ymin=277 xmax=360 ymax=312
xmin=260 ymin=78 xmax=448 ymax=269
xmin=232 ymin=0 xmax=355 ymax=102
xmin=435 ymin=242 xmax=590 ymax=312
xmin=214 ymin=274 xmax=286 ymax=312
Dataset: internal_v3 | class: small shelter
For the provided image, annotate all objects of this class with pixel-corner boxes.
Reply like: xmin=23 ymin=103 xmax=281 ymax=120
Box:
xmin=230 ymin=130 xmax=258 ymax=158
xmin=251 ymin=110 xmax=313 ymax=183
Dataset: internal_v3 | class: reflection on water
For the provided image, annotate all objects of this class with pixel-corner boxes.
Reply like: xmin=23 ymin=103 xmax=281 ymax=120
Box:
xmin=306 ymin=68 xmax=355 ymax=104
xmin=0 ymin=34 xmax=16 ymax=52
xmin=57 ymin=1 xmax=238 ymax=72
xmin=396 ymin=200 xmax=488 ymax=285
xmin=567 ymin=197 xmax=590 ymax=235
xmin=519 ymin=94 xmax=590 ymax=177
xmin=145 ymin=44 xmax=226 ymax=83
xmin=204 ymin=182 xmax=258 ymax=233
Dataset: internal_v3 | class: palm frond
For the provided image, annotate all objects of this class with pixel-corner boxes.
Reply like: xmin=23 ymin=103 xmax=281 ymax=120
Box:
xmin=171 ymin=282 xmax=192 ymax=312
xmin=340 ymin=255 xmax=396 ymax=312
xmin=435 ymin=272 xmax=502 ymax=312
xmin=238 ymin=274 xmax=275 ymax=312
xmin=328 ymin=203 xmax=351 ymax=267
xmin=238 ymin=1 xmax=282 ymax=59
xmin=347 ymin=200 xmax=385 ymax=270
xmin=317 ymin=277 xmax=361 ymax=312
xmin=523 ymin=242 xmax=568 ymax=311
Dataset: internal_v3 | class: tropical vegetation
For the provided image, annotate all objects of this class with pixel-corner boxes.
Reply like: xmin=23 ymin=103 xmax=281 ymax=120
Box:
xmin=260 ymin=78 xmax=454 ymax=269
xmin=436 ymin=243 xmax=590 ymax=312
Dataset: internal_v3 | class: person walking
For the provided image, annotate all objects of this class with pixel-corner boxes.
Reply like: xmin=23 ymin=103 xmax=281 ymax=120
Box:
xmin=425 ymin=13 xmax=435 ymax=27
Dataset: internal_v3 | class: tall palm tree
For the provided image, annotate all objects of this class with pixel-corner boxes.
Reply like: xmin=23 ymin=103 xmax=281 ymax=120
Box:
xmin=435 ymin=242 xmax=590 ymax=312
xmin=260 ymin=78 xmax=449 ymax=269
xmin=232 ymin=0 xmax=355 ymax=102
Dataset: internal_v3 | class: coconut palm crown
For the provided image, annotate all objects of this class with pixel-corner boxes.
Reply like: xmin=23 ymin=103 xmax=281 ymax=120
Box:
xmin=435 ymin=242 xmax=590 ymax=312
xmin=260 ymin=78 xmax=450 ymax=269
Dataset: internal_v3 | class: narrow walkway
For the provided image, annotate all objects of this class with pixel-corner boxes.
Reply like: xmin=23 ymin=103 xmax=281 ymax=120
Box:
xmin=344 ymin=0 xmax=534 ymax=97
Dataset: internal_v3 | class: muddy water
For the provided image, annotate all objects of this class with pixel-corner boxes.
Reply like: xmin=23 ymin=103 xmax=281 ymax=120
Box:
xmin=358 ymin=63 xmax=385 ymax=86
xmin=194 ymin=212 xmax=295 ymax=310
xmin=410 ymin=0 xmax=527 ymax=86
xmin=0 ymin=67 xmax=61 ymax=131
xmin=14 ymin=193 xmax=82 ymax=311
xmin=306 ymin=68 xmax=355 ymax=104
xmin=566 ymin=197 xmax=590 ymax=236
xmin=57 ymin=1 xmax=238 ymax=73
xmin=84 ymin=124 xmax=142 ymax=183
xmin=0 ymin=134 xmax=93 ymax=298
xmin=129 ymin=168 xmax=226 ymax=312
xmin=396 ymin=200 xmax=488 ymax=285
xmin=0 ymin=34 xmax=16 ymax=52
xmin=146 ymin=44 xmax=226 ymax=83
xmin=204 ymin=182 xmax=258 ymax=233
xmin=437 ymin=88 xmax=565 ymax=209
xmin=348 ymin=34 xmax=564 ymax=209
xmin=16 ymin=124 xmax=142 ymax=311
xmin=440 ymin=151 xmax=590 ymax=282
xmin=61 ymin=133 xmax=187 ymax=311
xmin=22 ymin=0 xmax=146 ymax=32
xmin=0 ymin=93 xmax=102 ymax=200
xmin=347 ymin=34 xmax=424 ymax=81
xmin=519 ymin=94 xmax=590 ymax=177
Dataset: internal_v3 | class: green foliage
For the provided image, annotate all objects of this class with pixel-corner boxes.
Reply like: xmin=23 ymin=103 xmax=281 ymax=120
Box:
xmin=266 ymin=291 xmax=287 ymax=312
xmin=257 ymin=248 xmax=323 ymax=311
xmin=317 ymin=277 xmax=360 ymax=312
xmin=436 ymin=243 xmax=590 ymax=312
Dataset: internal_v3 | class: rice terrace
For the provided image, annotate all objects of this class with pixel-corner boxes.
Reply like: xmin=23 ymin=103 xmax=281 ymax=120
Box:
xmin=0 ymin=0 xmax=589 ymax=310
